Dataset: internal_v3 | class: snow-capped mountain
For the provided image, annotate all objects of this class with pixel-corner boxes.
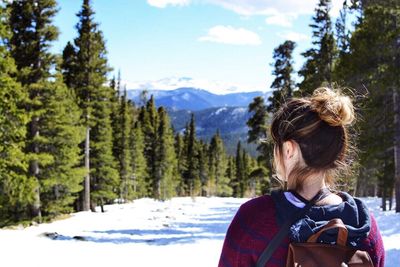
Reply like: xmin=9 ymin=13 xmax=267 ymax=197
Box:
xmin=127 ymin=87 xmax=271 ymax=111
xmin=125 ymin=76 xmax=267 ymax=95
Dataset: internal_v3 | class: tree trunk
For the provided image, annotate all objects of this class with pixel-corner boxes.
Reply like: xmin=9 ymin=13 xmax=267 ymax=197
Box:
xmin=30 ymin=117 xmax=42 ymax=221
xmin=83 ymin=126 xmax=91 ymax=211
xmin=90 ymin=200 xmax=96 ymax=212
xmin=381 ymin=186 xmax=387 ymax=211
xmin=393 ymin=89 xmax=400 ymax=212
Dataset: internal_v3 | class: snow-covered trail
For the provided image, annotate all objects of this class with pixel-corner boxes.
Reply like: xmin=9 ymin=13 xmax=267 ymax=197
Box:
xmin=0 ymin=197 xmax=243 ymax=267
xmin=0 ymin=197 xmax=399 ymax=267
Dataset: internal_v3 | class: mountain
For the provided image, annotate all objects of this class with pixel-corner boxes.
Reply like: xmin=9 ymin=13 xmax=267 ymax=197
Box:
xmin=125 ymin=76 xmax=266 ymax=95
xmin=127 ymin=87 xmax=271 ymax=111
xmin=126 ymin=85 xmax=273 ymax=155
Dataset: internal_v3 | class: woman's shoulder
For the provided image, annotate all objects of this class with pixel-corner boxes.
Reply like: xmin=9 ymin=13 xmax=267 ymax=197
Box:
xmin=238 ymin=194 xmax=276 ymax=215
xmin=234 ymin=194 xmax=278 ymax=225
xmin=218 ymin=194 xmax=284 ymax=267
xmin=230 ymin=194 xmax=281 ymax=242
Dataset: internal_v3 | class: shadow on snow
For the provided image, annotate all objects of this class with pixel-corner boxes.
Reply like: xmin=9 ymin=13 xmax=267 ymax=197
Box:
xmin=50 ymin=205 xmax=241 ymax=246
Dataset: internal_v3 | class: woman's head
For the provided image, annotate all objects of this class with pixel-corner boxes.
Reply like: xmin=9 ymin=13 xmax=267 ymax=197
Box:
xmin=270 ymin=87 xmax=356 ymax=191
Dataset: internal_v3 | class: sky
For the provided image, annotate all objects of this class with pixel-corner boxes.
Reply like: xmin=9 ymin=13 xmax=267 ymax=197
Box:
xmin=52 ymin=0 xmax=344 ymax=94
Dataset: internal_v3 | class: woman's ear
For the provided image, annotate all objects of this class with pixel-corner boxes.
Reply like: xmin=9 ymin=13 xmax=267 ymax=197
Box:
xmin=283 ymin=140 xmax=296 ymax=160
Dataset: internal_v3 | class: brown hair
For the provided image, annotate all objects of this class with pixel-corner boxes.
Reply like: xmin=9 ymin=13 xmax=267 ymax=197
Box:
xmin=270 ymin=87 xmax=357 ymax=191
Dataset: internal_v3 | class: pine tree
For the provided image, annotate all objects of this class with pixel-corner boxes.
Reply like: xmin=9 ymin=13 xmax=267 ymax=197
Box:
xmin=175 ymin=133 xmax=186 ymax=195
xmin=109 ymin=74 xmax=121 ymax=200
xmin=298 ymin=0 xmax=337 ymax=96
xmin=208 ymin=130 xmax=232 ymax=196
xmin=198 ymin=141 xmax=209 ymax=197
xmin=248 ymin=164 xmax=270 ymax=195
xmin=242 ymin=150 xmax=250 ymax=196
xmin=139 ymin=96 xmax=158 ymax=197
xmin=39 ymin=71 xmax=86 ymax=217
xmin=335 ymin=1 xmax=351 ymax=55
xmin=185 ymin=113 xmax=200 ymax=195
xmin=8 ymin=0 xmax=65 ymax=220
xmin=61 ymin=41 xmax=77 ymax=89
xmin=234 ymin=141 xmax=244 ymax=197
xmin=0 ymin=2 xmax=32 ymax=223
xmin=227 ymin=155 xmax=238 ymax=197
xmin=247 ymin=98 xmax=272 ymax=157
xmin=109 ymin=74 xmax=141 ymax=202
xmin=247 ymin=96 xmax=274 ymax=192
xmin=110 ymin=72 xmax=122 ymax=184
xmin=90 ymin=84 xmax=119 ymax=211
xmin=69 ymin=0 xmax=117 ymax=211
xmin=113 ymin=86 xmax=134 ymax=201
xmin=154 ymin=107 xmax=178 ymax=200
xmin=130 ymin=121 xmax=148 ymax=198
xmin=267 ymin=40 xmax=296 ymax=114
xmin=139 ymin=96 xmax=159 ymax=196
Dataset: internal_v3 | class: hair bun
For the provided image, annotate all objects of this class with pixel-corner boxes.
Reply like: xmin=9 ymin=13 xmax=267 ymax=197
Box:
xmin=309 ymin=87 xmax=355 ymax=127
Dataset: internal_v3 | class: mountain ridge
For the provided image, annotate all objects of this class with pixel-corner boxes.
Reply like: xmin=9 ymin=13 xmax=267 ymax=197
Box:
xmin=127 ymin=87 xmax=271 ymax=111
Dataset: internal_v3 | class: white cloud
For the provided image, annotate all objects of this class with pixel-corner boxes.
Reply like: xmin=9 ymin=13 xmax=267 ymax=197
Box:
xmin=148 ymin=1 xmax=344 ymax=27
xmin=265 ymin=13 xmax=297 ymax=28
xmin=198 ymin=25 xmax=262 ymax=46
xmin=278 ymin=31 xmax=310 ymax=42
xmin=205 ymin=0 xmax=308 ymax=16
xmin=126 ymin=76 xmax=266 ymax=94
xmin=206 ymin=0 xmax=342 ymax=17
xmin=147 ymin=0 xmax=190 ymax=8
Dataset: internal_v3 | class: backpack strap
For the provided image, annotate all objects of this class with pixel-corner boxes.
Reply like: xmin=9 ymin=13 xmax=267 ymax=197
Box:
xmin=256 ymin=188 xmax=331 ymax=267
xmin=307 ymin=218 xmax=348 ymax=246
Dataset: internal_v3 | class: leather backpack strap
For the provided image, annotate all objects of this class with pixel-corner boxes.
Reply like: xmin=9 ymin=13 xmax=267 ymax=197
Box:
xmin=307 ymin=218 xmax=348 ymax=246
xmin=256 ymin=188 xmax=331 ymax=267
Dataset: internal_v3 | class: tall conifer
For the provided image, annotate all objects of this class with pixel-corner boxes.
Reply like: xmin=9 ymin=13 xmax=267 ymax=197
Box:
xmin=234 ymin=141 xmax=244 ymax=197
xmin=208 ymin=131 xmax=232 ymax=196
xmin=0 ymin=2 xmax=32 ymax=223
xmin=117 ymin=86 xmax=134 ymax=201
xmin=69 ymin=0 xmax=117 ymax=211
xmin=267 ymin=40 xmax=296 ymax=114
xmin=155 ymin=107 xmax=178 ymax=200
xmin=130 ymin=121 xmax=148 ymax=198
xmin=185 ymin=113 xmax=199 ymax=195
xmin=39 ymin=71 xmax=85 ymax=217
xmin=8 ymin=0 xmax=84 ymax=220
xmin=298 ymin=0 xmax=337 ymax=95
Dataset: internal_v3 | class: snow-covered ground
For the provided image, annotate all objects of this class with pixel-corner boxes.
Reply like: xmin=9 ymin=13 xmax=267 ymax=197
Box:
xmin=0 ymin=196 xmax=398 ymax=267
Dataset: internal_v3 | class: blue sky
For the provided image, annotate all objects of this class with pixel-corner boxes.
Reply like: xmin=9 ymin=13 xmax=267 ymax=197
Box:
xmin=52 ymin=0 xmax=343 ymax=93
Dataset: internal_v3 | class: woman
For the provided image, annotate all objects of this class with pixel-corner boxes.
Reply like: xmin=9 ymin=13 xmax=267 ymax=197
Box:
xmin=218 ymin=87 xmax=385 ymax=267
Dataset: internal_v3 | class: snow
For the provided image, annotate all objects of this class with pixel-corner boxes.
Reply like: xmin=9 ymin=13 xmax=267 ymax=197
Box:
xmin=214 ymin=107 xmax=227 ymax=116
xmin=0 ymin=196 xmax=399 ymax=267
xmin=181 ymin=92 xmax=191 ymax=101
xmin=231 ymin=107 xmax=246 ymax=118
xmin=361 ymin=197 xmax=400 ymax=266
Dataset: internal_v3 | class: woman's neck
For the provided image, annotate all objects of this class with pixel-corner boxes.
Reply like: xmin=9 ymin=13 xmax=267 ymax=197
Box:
xmin=295 ymin=179 xmax=344 ymax=205
xmin=297 ymin=176 xmax=327 ymax=201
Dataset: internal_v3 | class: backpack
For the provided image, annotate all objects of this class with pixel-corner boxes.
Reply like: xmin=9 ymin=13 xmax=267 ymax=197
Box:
xmin=286 ymin=218 xmax=374 ymax=266
xmin=256 ymin=189 xmax=374 ymax=267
